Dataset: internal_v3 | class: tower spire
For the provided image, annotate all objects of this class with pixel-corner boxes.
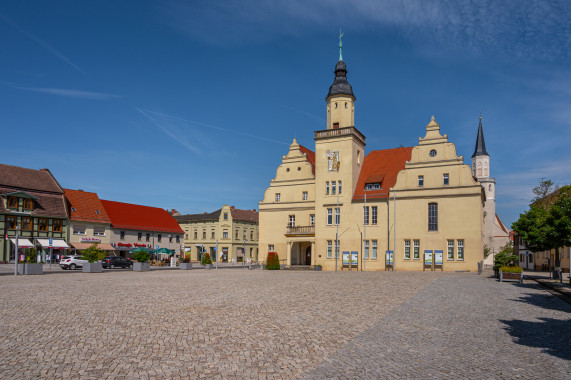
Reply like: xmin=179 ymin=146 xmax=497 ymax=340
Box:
xmin=339 ymin=29 xmax=344 ymax=61
xmin=472 ymin=116 xmax=489 ymax=158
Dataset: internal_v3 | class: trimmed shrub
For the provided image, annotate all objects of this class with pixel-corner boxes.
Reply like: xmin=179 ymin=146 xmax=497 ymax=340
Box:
xmin=266 ymin=251 xmax=280 ymax=270
xmin=24 ymin=248 xmax=37 ymax=264
xmin=182 ymin=255 xmax=191 ymax=263
xmin=201 ymin=253 xmax=212 ymax=265
xmin=82 ymin=243 xmax=106 ymax=263
xmin=133 ymin=251 xmax=150 ymax=263
xmin=499 ymin=266 xmax=523 ymax=273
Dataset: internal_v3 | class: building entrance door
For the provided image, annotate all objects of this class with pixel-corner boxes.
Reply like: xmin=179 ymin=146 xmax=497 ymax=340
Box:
xmin=305 ymin=246 xmax=311 ymax=265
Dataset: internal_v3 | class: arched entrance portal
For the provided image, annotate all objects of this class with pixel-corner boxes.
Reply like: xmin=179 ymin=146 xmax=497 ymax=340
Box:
xmin=305 ymin=246 xmax=311 ymax=265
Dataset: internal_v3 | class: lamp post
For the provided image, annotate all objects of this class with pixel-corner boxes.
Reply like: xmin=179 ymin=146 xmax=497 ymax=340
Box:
xmin=14 ymin=225 xmax=19 ymax=276
xmin=335 ymin=196 xmax=339 ymax=272
xmin=243 ymin=239 xmax=246 ymax=268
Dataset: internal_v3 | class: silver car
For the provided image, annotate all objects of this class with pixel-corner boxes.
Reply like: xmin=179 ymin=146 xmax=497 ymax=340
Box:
xmin=59 ymin=255 xmax=88 ymax=270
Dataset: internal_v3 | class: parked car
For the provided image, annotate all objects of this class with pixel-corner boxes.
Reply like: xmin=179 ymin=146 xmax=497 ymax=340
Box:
xmin=102 ymin=256 xmax=133 ymax=269
xmin=60 ymin=255 xmax=88 ymax=270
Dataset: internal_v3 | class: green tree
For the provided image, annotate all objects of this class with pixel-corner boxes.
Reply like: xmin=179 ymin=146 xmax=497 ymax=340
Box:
xmin=532 ymin=178 xmax=556 ymax=205
xmin=132 ymin=251 xmax=150 ymax=263
xmin=82 ymin=243 xmax=106 ymax=263
xmin=201 ymin=253 xmax=212 ymax=265
xmin=493 ymin=242 xmax=518 ymax=274
xmin=266 ymin=251 xmax=280 ymax=270
xmin=544 ymin=185 xmax=571 ymax=269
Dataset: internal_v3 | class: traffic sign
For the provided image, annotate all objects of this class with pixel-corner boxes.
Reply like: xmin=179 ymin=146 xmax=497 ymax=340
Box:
xmin=49 ymin=238 xmax=53 ymax=246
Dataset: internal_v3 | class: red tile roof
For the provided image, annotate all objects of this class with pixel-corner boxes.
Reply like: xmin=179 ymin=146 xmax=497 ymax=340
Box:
xmin=101 ymin=200 xmax=184 ymax=234
xmin=230 ymin=207 xmax=259 ymax=223
xmin=299 ymin=145 xmax=316 ymax=175
xmin=353 ymin=147 xmax=413 ymax=201
xmin=64 ymin=189 xmax=111 ymax=224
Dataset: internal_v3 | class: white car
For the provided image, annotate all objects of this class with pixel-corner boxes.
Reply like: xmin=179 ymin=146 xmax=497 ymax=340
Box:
xmin=59 ymin=255 xmax=88 ymax=270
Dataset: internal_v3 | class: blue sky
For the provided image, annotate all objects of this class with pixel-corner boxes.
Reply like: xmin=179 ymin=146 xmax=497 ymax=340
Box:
xmin=1 ymin=0 xmax=570 ymax=228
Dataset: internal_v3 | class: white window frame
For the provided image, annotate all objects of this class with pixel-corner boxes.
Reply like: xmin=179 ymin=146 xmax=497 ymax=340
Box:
xmin=326 ymin=181 xmax=329 ymax=195
xmin=418 ymin=175 xmax=424 ymax=187
xmin=364 ymin=240 xmax=369 ymax=260
xmin=335 ymin=240 xmax=340 ymax=259
xmin=327 ymin=208 xmax=333 ymax=226
xmin=413 ymin=239 xmax=420 ymax=259
xmin=372 ymin=240 xmax=378 ymax=260
xmin=288 ymin=215 xmax=295 ymax=227
xmin=363 ymin=206 xmax=369 ymax=225
xmin=372 ymin=206 xmax=378 ymax=225
xmin=332 ymin=181 xmax=337 ymax=195
xmin=73 ymin=225 xmax=86 ymax=235
xmin=223 ymin=229 xmax=228 ymax=239
xmin=338 ymin=180 xmax=342 ymax=194
xmin=404 ymin=240 xmax=411 ymax=260
xmin=302 ymin=191 xmax=308 ymax=201
xmin=310 ymin=214 xmax=315 ymax=226
xmin=327 ymin=240 xmax=332 ymax=259
xmin=447 ymin=240 xmax=454 ymax=260
xmin=457 ymin=239 xmax=464 ymax=261
xmin=443 ymin=173 xmax=449 ymax=185
xmin=275 ymin=193 xmax=281 ymax=202
xmin=268 ymin=244 xmax=274 ymax=252
xmin=93 ymin=227 xmax=105 ymax=236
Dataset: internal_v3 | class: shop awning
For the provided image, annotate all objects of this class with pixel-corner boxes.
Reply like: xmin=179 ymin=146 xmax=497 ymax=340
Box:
xmin=36 ymin=238 xmax=69 ymax=249
xmin=9 ymin=238 xmax=34 ymax=248
xmin=70 ymin=243 xmax=115 ymax=251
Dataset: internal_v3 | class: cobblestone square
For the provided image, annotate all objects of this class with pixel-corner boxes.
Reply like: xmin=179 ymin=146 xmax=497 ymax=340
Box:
xmin=0 ymin=269 xmax=569 ymax=379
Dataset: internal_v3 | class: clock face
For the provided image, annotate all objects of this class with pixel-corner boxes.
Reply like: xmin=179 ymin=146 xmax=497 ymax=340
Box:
xmin=327 ymin=151 xmax=340 ymax=172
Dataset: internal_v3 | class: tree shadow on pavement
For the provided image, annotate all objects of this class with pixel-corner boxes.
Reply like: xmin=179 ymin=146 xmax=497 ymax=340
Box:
xmin=500 ymin=318 xmax=571 ymax=360
xmin=511 ymin=292 xmax=571 ymax=313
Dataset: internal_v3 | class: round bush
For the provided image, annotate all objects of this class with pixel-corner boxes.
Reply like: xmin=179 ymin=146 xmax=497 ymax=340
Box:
xmin=133 ymin=251 xmax=150 ymax=263
xmin=201 ymin=253 xmax=212 ymax=265
xmin=266 ymin=251 xmax=280 ymax=270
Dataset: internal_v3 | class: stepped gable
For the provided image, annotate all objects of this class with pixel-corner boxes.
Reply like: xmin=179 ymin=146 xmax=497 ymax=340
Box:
xmin=353 ymin=147 xmax=413 ymax=201
xmin=299 ymin=145 xmax=316 ymax=175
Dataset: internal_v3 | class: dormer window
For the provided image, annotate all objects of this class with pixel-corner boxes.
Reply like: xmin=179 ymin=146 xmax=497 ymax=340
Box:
xmin=95 ymin=210 xmax=101 ymax=214
xmin=71 ymin=207 xmax=77 ymax=212
xmin=7 ymin=197 xmax=18 ymax=208
xmin=23 ymin=199 xmax=33 ymax=210
xmin=365 ymin=183 xmax=381 ymax=191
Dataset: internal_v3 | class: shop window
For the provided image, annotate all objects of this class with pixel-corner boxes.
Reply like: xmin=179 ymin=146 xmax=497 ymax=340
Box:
xmin=52 ymin=219 xmax=63 ymax=232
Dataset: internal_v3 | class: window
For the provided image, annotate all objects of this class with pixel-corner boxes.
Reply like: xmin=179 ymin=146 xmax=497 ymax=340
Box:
xmin=203 ymin=229 xmax=206 ymax=239
xmin=429 ymin=149 xmax=437 ymax=157
xmin=52 ymin=219 xmax=62 ymax=232
xmin=176 ymin=235 xmax=180 ymax=243
xmin=303 ymin=191 xmax=308 ymax=201
xmin=138 ymin=232 xmax=142 ymax=241
xmin=363 ymin=206 xmax=369 ymax=225
xmin=236 ymin=230 xmax=239 ymax=239
xmin=6 ymin=216 xmax=16 ymax=229
xmin=326 ymin=182 xmax=330 ymax=195
xmin=38 ymin=218 xmax=48 ymax=231
xmin=335 ymin=207 xmax=340 ymax=225
xmin=193 ymin=230 xmax=197 ymax=239
xmin=327 ymin=208 xmax=333 ymax=225
xmin=288 ymin=215 xmax=295 ymax=227
xmin=418 ymin=175 xmax=424 ymax=187
xmin=457 ymin=240 xmax=464 ymax=261
xmin=413 ymin=240 xmax=420 ymax=259
xmin=268 ymin=244 xmax=274 ymax=252
xmin=477 ymin=163 xmax=482 ymax=177
xmin=250 ymin=231 xmax=253 ymax=240
xmin=185 ymin=234 xmax=189 ymax=239
xmin=223 ymin=229 xmax=228 ymax=239
xmin=22 ymin=217 xmax=32 ymax=230
xmin=71 ymin=207 xmax=77 ymax=212
xmin=158 ymin=234 xmax=162 ymax=242
xmin=169 ymin=235 xmax=173 ymax=243
xmin=443 ymin=173 xmax=449 ymax=186
xmin=120 ymin=231 xmax=125 ymax=240
xmin=338 ymin=181 xmax=342 ymax=194
xmin=212 ymin=230 xmax=216 ymax=239
xmin=447 ymin=240 xmax=454 ymax=260
xmin=95 ymin=210 xmax=101 ymax=215
xmin=146 ymin=233 xmax=150 ymax=242
xmin=224 ymin=213 xmax=228 ymax=220
xmin=357 ymin=150 xmax=361 ymax=164
xmin=327 ymin=240 xmax=332 ymax=259
xmin=372 ymin=240 xmax=378 ymax=260
xmin=364 ymin=240 xmax=369 ymax=260
xmin=428 ymin=203 xmax=438 ymax=231
xmin=7 ymin=197 xmax=18 ymax=209
xmin=372 ymin=206 xmax=378 ymax=225
xmin=365 ymin=183 xmax=381 ymax=190
xmin=243 ymin=231 xmax=246 ymax=240
xmin=404 ymin=240 xmax=411 ymax=259
xmin=74 ymin=225 xmax=87 ymax=235
xmin=332 ymin=181 xmax=336 ymax=195
xmin=275 ymin=193 xmax=281 ymax=202
xmin=345 ymin=102 xmax=347 ymax=108
xmin=23 ymin=199 xmax=33 ymax=210
xmin=335 ymin=240 xmax=339 ymax=259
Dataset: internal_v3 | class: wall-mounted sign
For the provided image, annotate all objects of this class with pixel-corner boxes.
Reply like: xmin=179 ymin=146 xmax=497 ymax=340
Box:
xmin=385 ymin=250 xmax=393 ymax=265
xmin=351 ymin=251 xmax=358 ymax=267
xmin=81 ymin=237 xmax=101 ymax=243
xmin=117 ymin=243 xmax=132 ymax=247
xmin=134 ymin=243 xmax=146 ymax=247
xmin=326 ymin=150 xmax=340 ymax=172
xmin=342 ymin=251 xmax=350 ymax=265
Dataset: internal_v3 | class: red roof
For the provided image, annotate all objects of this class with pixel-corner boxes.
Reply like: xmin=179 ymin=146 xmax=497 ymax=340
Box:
xmin=299 ymin=145 xmax=315 ymax=175
xmin=65 ymin=189 xmax=111 ymax=224
xmin=353 ymin=147 xmax=413 ymax=201
xmin=101 ymin=200 xmax=184 ymax=234
xmin=230 ymin=207 xmax=259 ymax=223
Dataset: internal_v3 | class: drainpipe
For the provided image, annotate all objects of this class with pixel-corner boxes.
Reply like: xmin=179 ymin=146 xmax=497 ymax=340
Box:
xmin=363 ymin=194 xmax=366 ymax=272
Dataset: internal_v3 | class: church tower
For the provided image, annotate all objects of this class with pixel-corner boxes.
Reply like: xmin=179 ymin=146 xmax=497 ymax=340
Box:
xmin=472 ymin=117 xmax=496 ymax=254
xmin=326 ymin=34 xmax=355 ymax=130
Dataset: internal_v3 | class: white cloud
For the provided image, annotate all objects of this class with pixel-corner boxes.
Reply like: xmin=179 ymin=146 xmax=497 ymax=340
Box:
xmin=15 ymin=87 xmax=120 ymax=100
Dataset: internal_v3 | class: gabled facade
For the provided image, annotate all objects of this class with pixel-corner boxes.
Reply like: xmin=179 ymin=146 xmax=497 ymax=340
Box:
xmin=176 ymin=205 xmax=259 ymax=262
xmin=0 ymin=164 xmax=69 ymax=263
xmin=259 ymin=54 xmax=486 ymax=271
xmin=64 ymin=189 xmax=114 ymax=253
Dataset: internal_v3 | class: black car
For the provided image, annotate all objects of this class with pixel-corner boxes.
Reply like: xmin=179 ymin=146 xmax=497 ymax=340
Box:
xmin=102 ymin=256 xmax=132 ymax=269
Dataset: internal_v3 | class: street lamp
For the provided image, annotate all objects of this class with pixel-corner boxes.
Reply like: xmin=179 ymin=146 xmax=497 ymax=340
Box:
xmin=14 ymin=225 xmax=19 ymax=276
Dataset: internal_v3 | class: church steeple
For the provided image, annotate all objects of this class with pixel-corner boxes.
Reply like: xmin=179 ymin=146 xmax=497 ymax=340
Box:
xmin=326 ymin=32 xmax=355 ymax=130
xmin=472 ymin=117 xmax=489 ymax=158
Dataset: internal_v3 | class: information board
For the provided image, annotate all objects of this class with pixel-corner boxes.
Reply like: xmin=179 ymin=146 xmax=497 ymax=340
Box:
xmin=385 ymin=250 xmax=394 ymax=265
xmin=424 ymin=250 xmax=433 ymax=265
xmin=435 ymin=250 xmax=443 ymax=266
xmin=351 ymin=251 xmax=358 ymax=267
xmin=342 ymin=251 xmax=350 ymax=266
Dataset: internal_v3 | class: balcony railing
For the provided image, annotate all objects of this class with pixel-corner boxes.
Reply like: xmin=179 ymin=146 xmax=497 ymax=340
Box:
xmin=286 ymin=225 xmax=315 ymax=236
xmin=314 ymin=126 xmax=365 ymax=145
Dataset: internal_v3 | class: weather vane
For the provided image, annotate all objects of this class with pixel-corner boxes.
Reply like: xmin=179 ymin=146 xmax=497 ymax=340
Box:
xmin=339 ymin=29 xmax=344 ymax=61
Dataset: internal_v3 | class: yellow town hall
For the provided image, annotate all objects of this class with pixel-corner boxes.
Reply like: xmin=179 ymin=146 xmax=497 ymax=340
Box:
xmin=258 ymin=48 xmax=486 ymax=271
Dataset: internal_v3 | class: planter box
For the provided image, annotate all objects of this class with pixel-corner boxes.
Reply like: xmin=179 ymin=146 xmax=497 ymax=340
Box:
xmin=18 ymin=263 xmax=43 ymax=275
xmin=83 ymin=262 xmax=102 ymax=273
xmin=313 ymin=266 xmax=322 ymax=271
xmin=500 ymin=270 xmax=523 ymax=283
xmin=133 ymin=262 xmax=151 ymax=272
xmin=203 ymin=264 xmax=213 ymax=269
xmin=180 ymin=263 xmax=193 ymax=270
